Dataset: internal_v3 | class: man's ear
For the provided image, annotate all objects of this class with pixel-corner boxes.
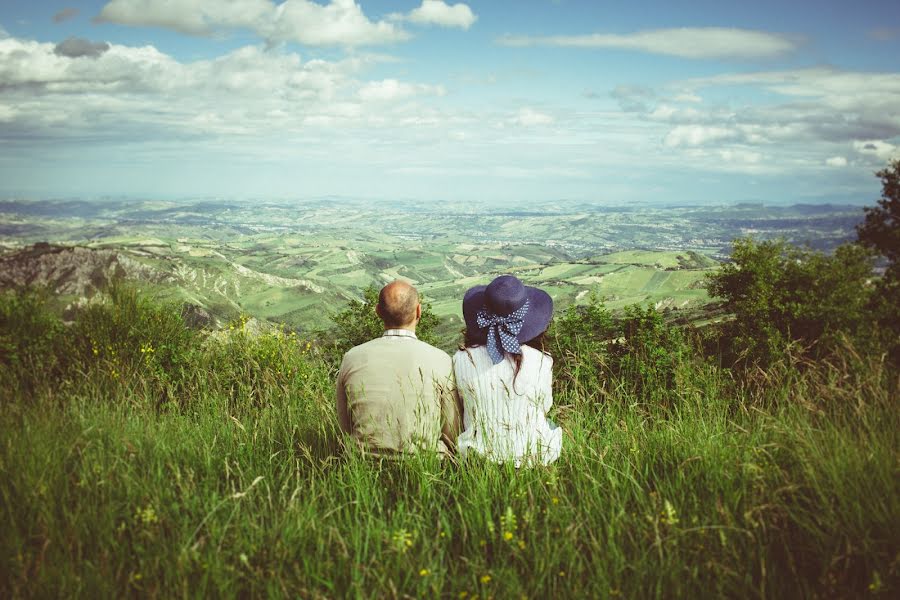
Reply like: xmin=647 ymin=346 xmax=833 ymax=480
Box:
xmin=416 ymin=303 xmax=422 ymax=322
xmin=375 ymin=303 xmax=383 ymax=319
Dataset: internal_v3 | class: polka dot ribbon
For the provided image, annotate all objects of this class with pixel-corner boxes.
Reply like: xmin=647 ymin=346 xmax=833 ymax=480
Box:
xmin=475 ymin=300 xmax=530 ymax=365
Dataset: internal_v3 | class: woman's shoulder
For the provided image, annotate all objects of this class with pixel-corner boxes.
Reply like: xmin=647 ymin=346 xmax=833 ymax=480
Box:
xmin=453 ymin=345 xmax=487 ymax=367
xmin=521 ymin=345 xmax=553 ymax=365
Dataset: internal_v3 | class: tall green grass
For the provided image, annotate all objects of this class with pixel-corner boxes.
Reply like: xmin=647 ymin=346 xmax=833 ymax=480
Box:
xmin=1 ymin=289 xmax=897 ymax=598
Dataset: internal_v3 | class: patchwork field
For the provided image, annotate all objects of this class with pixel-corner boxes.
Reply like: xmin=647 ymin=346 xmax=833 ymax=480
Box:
xmin=0 ymin=198 xmax=863 ymax=335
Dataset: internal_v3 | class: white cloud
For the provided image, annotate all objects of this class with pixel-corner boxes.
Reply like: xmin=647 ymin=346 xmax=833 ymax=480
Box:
xmin=664 ymin=125 xmax=739 ymax=147
xmin=672 ymin=93 xmax=702 ymax=104
xmin=0 ymin=35 xmax=446 ymax=142
xmin=512 ymin=107 xmax=554 ymax=126
xmin=686 ymin=67 xmax=900 ymax=100
xmin=853 ymin=140 xmax=898 ymax=161
xmin=718 ymin=149 xmax=763 ymax=165
xmin=401 ymin=1 xmax=477 ymax=29
xmin=621 ymin=66 xmax=900 ymax=175
xmin=97 ymin=0 xmax=408 ymax=46
xmin=497 ymin=27 xmax=797 ymax=60
xmin=97 ymin=0 xmax=269 ymax=35
xmin=358 ymin=78 xmax=445 ymax=102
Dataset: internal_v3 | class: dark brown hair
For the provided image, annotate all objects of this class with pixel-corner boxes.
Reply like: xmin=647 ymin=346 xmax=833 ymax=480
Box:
xmin=460 ymin=329 xmax=548 ymax=391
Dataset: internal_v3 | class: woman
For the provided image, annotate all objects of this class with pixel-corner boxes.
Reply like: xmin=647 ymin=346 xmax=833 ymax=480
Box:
xmin=453 ymin=275 xmax=562 ymax=466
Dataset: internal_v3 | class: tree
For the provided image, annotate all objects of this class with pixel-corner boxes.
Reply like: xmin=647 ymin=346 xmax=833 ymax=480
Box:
xmin=857 ymin=159 xmax=900 ymax=279
xmin=856 ymin=159 xmax=900 ymax=365
xmin=706 ymin=238 xmax=875 ymax=367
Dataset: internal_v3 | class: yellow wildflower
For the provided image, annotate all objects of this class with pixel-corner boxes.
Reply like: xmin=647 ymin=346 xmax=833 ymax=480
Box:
xmin=480 ymin=575 xmax=491 ymax=584
xmin=662 ymin=499 xmax=679 ymax=526
xmin=419 ymin=568 xmax=430 ymax=577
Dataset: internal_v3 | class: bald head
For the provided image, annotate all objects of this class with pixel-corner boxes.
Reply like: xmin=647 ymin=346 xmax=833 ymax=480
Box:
xmin=377 ymin=280 xmax=421 ymax=329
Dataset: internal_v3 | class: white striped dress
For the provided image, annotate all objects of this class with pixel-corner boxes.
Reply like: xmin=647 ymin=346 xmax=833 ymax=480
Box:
xmin=452 ymin=345 xmax=562 ymax=466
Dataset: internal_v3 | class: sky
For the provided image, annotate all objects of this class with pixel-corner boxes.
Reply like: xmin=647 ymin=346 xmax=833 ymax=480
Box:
xmin=0 ymin=1 xmax=899 ymax=206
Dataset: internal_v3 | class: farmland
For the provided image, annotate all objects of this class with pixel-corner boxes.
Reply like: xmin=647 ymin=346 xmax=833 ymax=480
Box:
xmin=0 ymin=198 xmax=862 ymax=336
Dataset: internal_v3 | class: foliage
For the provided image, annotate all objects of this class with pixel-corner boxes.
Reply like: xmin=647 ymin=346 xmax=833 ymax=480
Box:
xmin=857 ymin=159 xmax=900 ymax=279
xmin=66 ymin=285 xmax=202 ymax=401
xmin=705 ymin=238 xmax=875 ymax=367
xmin=856 ymin=159 xmax=900 ymax=364
xmin=0 ymin=289 xmax=67 ymax=395
xmin=613 ymin=303 xmax=689 ymax=403
xmin=549 ymin=294 xmax=689 ymax=405
xmin=329 ymin=284 xmax=441 ymax=359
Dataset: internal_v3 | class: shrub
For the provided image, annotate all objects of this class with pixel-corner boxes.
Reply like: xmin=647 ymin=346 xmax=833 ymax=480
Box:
xmin=705 ymin=238 xmax=875 ymax=368
xmin=613 ymin=303 xmax=689 ymax=404
xmin=66 ymin=285 xmax=201 ymax=401
xmin=856 ymin=159 xmax=900 ymax=365
xmin=548 ymin=294 xmax=690 ymax=405
xmin=0 ymin=289 xmax=67 ymax=396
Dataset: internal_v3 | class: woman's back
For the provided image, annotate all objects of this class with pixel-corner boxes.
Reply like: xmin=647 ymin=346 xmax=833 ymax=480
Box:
xmin=453 ymin=345 xmax=561 ymax=466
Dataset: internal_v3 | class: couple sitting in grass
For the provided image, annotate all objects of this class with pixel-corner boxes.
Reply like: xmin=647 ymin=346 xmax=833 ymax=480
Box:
xmin=336 ymin=275 xmax=562 ymax=466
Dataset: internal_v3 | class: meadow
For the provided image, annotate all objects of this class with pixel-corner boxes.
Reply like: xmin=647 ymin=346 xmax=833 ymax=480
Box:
xmin=1 ymin=286 xmax=897 ymax=598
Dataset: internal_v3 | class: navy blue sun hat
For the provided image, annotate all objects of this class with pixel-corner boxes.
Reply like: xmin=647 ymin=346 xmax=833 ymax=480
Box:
xmin=462 ymin=275 xmax=553 ymax=364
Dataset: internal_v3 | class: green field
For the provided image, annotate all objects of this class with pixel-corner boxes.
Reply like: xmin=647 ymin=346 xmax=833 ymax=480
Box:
xmin=2 ymin=234 xmax=719 ymax=337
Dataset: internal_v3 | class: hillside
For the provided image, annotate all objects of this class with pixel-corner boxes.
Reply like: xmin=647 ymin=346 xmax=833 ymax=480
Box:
xmin=0 ymin=240 xmax=718 ymax=333
xmin=0 ymin=197 xmax=865 ymax=331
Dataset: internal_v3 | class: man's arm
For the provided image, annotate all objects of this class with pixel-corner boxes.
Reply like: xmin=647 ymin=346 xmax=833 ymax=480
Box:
xmin=440 ymin=364 xmax=462 ymax=450
xmin=336 ymin=359 xmax=353 ymax=434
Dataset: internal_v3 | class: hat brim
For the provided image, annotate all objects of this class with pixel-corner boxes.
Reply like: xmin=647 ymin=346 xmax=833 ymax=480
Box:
xmin=462 ymin=283 xmax=553 ymax=344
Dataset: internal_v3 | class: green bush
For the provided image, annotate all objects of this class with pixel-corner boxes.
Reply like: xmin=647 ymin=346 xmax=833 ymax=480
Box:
xmin=613 ymin=303 xmax=689 ymax=405
xmin=0 ymin=289 xmax=67 ymax=396
xmin=66 ymin=286 xmax=201 ymax=400
xmin=548 ymin=294 xmax=690 ymax=405
xmin=705 ymin=239 xmax=876 ymax=368
xmin=857 ymin=159 xmax=900 ymax=365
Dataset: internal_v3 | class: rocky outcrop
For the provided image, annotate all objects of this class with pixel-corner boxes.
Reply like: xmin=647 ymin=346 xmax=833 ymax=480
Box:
xmin=181 ymin=303 xmax=217 ymax=330
xmin=0 ymin=243 xmax=170 ymax=297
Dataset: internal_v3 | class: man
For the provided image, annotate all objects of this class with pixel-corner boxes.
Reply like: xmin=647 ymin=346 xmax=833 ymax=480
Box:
xmin=336 ymin=280 xmax=460 ymax=456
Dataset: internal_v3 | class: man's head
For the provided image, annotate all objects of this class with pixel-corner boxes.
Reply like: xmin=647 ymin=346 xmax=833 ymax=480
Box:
xmin=376 ymin=280 xmax=421 ymax=330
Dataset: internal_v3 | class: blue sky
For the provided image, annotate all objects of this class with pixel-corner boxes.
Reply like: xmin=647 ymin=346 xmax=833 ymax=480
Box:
xmin=1 ymin=1 xmax=899 ymax=205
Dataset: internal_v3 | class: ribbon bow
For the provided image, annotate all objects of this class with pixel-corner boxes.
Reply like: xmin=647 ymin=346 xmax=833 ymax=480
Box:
xmin=476 ymin=300 xmax=530 ymax=364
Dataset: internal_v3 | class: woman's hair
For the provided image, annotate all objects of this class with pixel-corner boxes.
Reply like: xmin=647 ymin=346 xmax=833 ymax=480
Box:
xmin=461 ymin=328 xmax=549 ymax=391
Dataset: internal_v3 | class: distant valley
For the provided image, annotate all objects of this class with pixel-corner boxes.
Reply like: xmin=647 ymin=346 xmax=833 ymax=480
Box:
xmin=0 ymin=198 xmax=864 ymax=335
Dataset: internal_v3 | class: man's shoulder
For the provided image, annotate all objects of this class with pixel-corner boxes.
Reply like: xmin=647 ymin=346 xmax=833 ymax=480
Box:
xmin=343 ymin=336 xmax=450 ymax=363
xmin=411 ymin=338 xmax=451 ymax=358
xmin=343 ymin=336 xmax=384 ymax=356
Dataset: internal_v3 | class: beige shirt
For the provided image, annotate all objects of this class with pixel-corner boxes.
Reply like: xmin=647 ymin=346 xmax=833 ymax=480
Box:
xmin=336 ymin=329 xmax=461 ymax=455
